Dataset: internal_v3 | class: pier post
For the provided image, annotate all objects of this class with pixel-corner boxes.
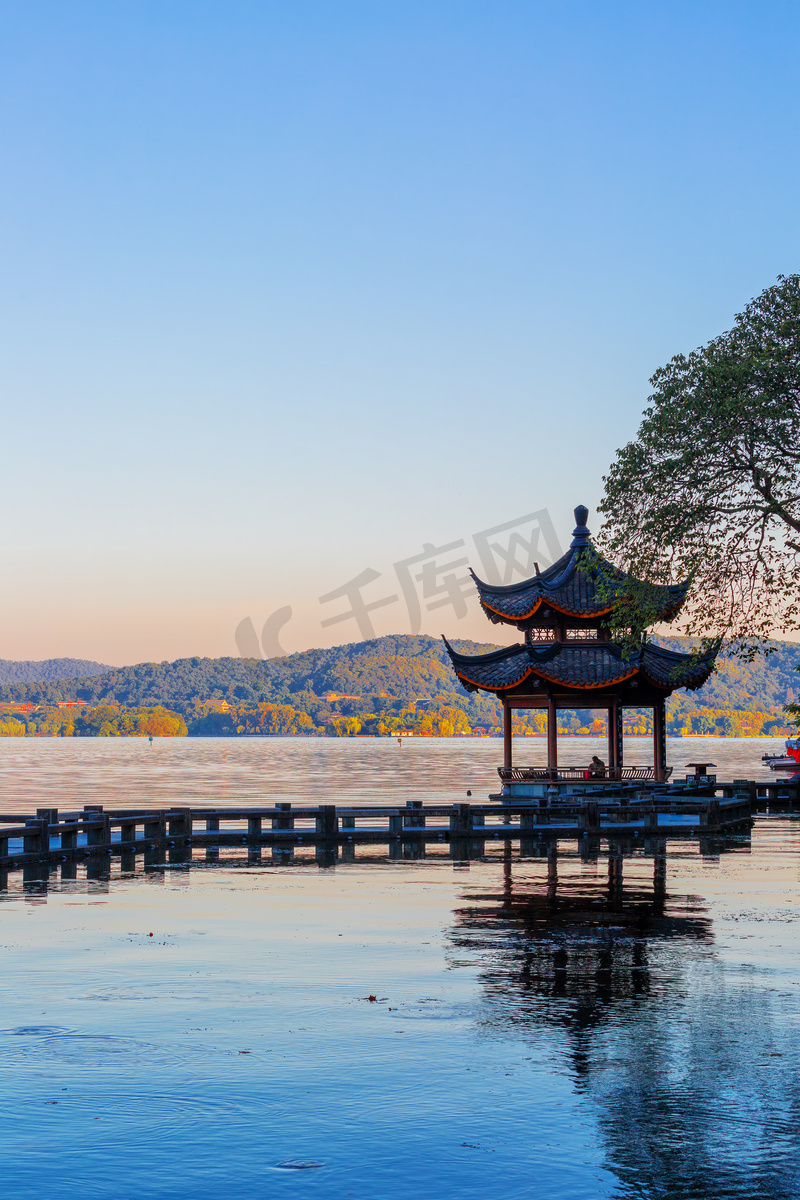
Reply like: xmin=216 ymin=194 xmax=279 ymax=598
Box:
xmin=24 ymin=818 xmax=48 ymax=856
xmin=449 ymin=804 xmax=473 ymax=836
xmin=403 ymin=801 xmax=424 ymax=858
xmin=84 ymin=810 xmax=110 ymax=881
xmin=470 ymin=807 xmax=486 ymax=858
xmin=204 ymin=816 xmax=220 ymax=862
xmin=166 ymin=809 xmax=190 ymax=863
xmin=316 ymin=805 xmax=337 ymax=843
xmin=168 ymin=808 xmax=192 ymax=843
xmin=271 ymin=805 xmax=294 ymax=860
xmin=60 ymin=818 xmax=77 ymax=852
xmin=272 ymin=803 xmax=294 ymax=830
xmin=144 ymin=812 xmax=166 ymax=866
xmin=118 ymin=819 xmax=137 ymax=869
xmin=86 ymin=811 xmax=111 ymax=851
xmin=404 ymin=800 xmax=424 ymax=829
xmin=449 ymin=804 xmax=473 ymax=861
xmin=520 ymin=807 xmax=537 ymax=857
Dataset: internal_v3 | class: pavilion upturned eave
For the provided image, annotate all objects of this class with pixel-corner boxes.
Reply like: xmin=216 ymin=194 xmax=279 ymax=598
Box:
xmin=469 ymin=506 xmax=692 ymax=628
xmin=442 ymin=635 xmax=719 ymax=698
xmin=474 ymin=570 xmax=690 ymax=628
xmin=478 ymin=594 xmax=619 ymax=623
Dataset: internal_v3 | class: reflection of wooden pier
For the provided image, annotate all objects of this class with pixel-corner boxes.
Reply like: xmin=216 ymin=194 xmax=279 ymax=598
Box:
xmin=0 ymin=790 xmax=758 ymax=881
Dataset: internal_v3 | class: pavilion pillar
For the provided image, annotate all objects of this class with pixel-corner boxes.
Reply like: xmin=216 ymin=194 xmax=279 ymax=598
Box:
xmin=653 ymin=697 xmax=666 ymax=782
xmin=547 ymin=695 xmax=558 ymax=778
xmin=503 ymin=700 xmax=512 ymax=771
xmin=607 ymin=706 xmax=615 ymax=775
xmin=608 ymin=698 xmax=623 ymax=779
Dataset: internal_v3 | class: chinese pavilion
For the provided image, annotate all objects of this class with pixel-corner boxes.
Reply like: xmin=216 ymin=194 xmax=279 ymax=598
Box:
xmin=443 ymin=505 xmax=719 ymax=788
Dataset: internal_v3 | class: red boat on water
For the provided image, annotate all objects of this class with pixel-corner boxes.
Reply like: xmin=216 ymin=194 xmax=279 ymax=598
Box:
xmin=762 ymin=737 xmax=800 ymax=776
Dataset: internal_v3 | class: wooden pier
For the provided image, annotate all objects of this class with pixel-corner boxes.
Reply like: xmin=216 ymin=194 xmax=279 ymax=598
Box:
xmin=0 ymin=783 xmax=768 ymax=880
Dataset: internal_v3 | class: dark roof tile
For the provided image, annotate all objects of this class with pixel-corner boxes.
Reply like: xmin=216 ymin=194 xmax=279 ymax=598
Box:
xmin=474 ymin=546 xmax=689 ymax=626
xmin=443 ymin=637 xmax=719 ymax=694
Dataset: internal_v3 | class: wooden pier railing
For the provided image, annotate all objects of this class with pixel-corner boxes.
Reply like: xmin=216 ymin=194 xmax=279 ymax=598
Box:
xmin=0 ymin=782 xmax=780 ymax=876
xmin=498 ymin=766 xmax=674 ymax=783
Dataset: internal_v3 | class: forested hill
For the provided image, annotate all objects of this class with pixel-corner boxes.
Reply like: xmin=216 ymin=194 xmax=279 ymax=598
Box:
xmin=0 ymin=634 xmax=797 ymax=720
xmin=0 ymin=658 xmax=115 ymax=685
xmin=0 ymin=637 xmax=497 ymax=713
xmin=658 ymin=637 xmax=799 ymax=714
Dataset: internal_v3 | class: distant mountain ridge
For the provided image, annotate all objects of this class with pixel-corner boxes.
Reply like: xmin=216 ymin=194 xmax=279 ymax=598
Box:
xmin=0 ymin=637 xmax=490 ymax=712
xmin=0 ymin=634 xmax=796 ymax=721
xmin=0 ymin=658 xmax=115 ymax=685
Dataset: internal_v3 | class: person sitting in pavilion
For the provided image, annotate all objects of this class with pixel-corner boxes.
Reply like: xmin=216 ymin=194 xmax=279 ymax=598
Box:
xmin=589 ymin=755 xmax=606 ymax=779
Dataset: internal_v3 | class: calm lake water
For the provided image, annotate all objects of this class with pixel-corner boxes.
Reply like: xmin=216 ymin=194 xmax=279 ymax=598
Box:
xmin=0 ymin=734 xmax=788 ymax=813
xmin=1 ymin=738 xmax=798 ymax=1200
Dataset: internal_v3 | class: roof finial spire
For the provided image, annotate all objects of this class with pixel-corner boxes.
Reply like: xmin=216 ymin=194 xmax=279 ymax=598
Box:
xmin=571 ymin=505 xmax=591 ymax=548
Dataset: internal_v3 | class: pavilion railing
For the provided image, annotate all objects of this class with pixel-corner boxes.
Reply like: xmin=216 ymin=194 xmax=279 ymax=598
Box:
xmin=498 ymin=766 xmax=672 ymax=783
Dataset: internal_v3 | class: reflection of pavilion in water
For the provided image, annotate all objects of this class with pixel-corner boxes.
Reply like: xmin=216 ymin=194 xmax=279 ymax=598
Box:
xmin=448 ymin=840 xmax=800 ymax=1200
xmin=448 ymin=841 xmax=714 ymax=1039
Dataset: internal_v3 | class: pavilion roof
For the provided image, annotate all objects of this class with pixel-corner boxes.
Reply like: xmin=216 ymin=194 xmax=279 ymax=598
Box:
xmin=442 ymin=637 xmax=719 ymax=695
xmin=473 ymin=505 xmax=690 ymax=626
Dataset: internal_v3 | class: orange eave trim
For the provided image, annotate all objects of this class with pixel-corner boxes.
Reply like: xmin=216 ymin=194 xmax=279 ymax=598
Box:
xmin=455 ymin=666 xmax=537 ymax=692
xmin=481 ymin=596 xmax=617 ymax=621
xmin=455 ymin=665 xmax=640 ymax=692
xmin=534 ymin=666 xmax=640 ymax=689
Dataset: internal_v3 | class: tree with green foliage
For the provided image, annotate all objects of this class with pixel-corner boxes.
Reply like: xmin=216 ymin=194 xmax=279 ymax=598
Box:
xmin=598 ymin=275 xmax=800 ymax=651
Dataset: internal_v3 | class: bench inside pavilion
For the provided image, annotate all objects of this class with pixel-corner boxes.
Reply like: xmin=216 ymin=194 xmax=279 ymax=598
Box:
xmin=443 ymin=505 xmax=718 ymax=800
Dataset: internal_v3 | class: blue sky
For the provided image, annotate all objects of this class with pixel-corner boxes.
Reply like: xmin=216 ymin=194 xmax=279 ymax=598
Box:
xmin=1 ymin=1 xmax=798 ymax=663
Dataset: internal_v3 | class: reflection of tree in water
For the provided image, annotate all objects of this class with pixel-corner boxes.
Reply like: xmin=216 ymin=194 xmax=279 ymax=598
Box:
xmin=448 ymin=843 xmax=800 ymax=1200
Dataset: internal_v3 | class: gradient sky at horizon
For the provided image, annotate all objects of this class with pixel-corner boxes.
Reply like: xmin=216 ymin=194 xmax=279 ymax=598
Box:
xmin=1 ymin=1 xmax=799 ymax=665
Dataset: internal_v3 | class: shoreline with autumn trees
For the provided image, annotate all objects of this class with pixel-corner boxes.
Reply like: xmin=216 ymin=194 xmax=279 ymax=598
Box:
xmin=0 ymin=697 xmax=792 ymax=740
xmin=0 ymin=634 xmax=796 ymax=737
